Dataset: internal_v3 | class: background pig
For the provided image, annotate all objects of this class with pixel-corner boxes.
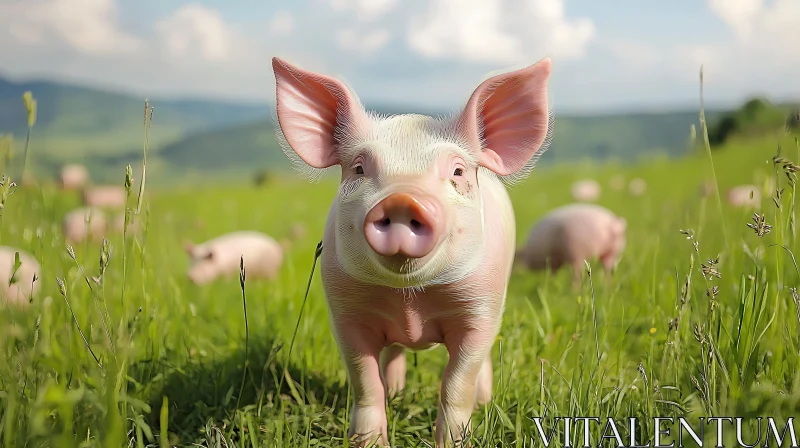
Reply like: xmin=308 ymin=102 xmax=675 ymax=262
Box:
xmin=112 ymin=212 xmax=139 ymax=234
xmin=0 ymin=246 xmax=41 ymax=305
xmin=609 ymin=174 xmax=626 ymax=191
xmin=83 ymin=185 xmax=126 ymax=209
xmin=272 ymin=55 xmax=553 ymax=446
xmin=515 ymin=203 xmax=627 ymax=288
xmin=571 ymin=179 xmax=601 ymax=202
xmin=63 ymin=207 xmax=107 ymax=244
xmin=59 ymin=164 xmax=89 ymax=190
xmin=184 ymin=230 xmax=284 ymax=285
xmin=726 ymin=184 xmax=760 ymax=207
xmin=628 ymin=177 xmax=647 ymax=196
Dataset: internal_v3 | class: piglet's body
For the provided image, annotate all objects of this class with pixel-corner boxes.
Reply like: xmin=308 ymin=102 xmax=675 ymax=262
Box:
xmin=272 ymin=56 xmax=553 ymax=446
xmin=516 ymin=203 xmax=626 ymax=286
xmin=184 ymin=231 xmax=283 ymax=285
xmin=571 ymin=179 xmax=600 ymax=202
xmin=726 ymin=184 xmax=760 ymax=208
xmin=83 ymin=185 xmax=126 ymax=209
xmin=60 ymin=164 xmax=88 ymax=190
xmin=0 ymin=246 xmax=40 ymax=306
xmin=63 ymin=207 xmax=107 ymax=244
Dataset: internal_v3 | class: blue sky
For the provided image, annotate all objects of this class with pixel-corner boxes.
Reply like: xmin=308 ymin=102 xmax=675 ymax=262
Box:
xmin=0 ymin=0 xmax=797 ymax=113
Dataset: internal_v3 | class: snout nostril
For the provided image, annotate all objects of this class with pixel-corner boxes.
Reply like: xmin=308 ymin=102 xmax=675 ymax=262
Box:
xmin=410 ymin=219 xmax=422 ymax=230
xmin=374 ymin=217 xmax=391 ymax=230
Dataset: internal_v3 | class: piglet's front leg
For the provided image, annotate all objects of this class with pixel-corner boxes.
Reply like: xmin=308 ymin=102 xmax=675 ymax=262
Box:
xmin=435 ymin=327 xmax=498 ymax=447
xmin=335 ymin=325 xmax=389 ymax=446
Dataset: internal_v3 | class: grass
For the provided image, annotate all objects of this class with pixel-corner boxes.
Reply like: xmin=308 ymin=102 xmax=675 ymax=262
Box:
xmin=1 ymin=93 xmax=800 ymax=447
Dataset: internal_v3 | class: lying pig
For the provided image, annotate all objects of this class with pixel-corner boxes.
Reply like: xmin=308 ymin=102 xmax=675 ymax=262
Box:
xmin=628 ymin=177 xmax=647 ymax=196
xmin=184 ymin=231 xmax=284 ymax=285
xmin=112 ymin=212 xmax=139 ymax=234
xmin=571 ymin=179 xmax=600 ymax=202
xmin=515 ymin=203 xmax=627 ymax=287
xmin=271 ymin=55 xmax=554 ymax=446
xmin=60 ymin=164 xmax=89 ymax=190
xmin=726 ymin=184 xmax=760 ymax=208
xmin=63 ymin=207 xmax=107 ymax=244
xmin=0 ymin=246 xmax=41 ymax=305
xmin=83 ymin=185 xmax=126 ymax=209
xmin=609 ymin=175 xmax=626 ymax=191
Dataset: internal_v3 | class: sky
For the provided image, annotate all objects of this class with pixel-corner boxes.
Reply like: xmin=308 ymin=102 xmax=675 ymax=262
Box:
xmin=0 ymin=0 xmax=797 ymax=114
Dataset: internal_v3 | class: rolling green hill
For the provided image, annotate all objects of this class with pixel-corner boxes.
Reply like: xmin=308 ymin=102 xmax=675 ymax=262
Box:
xmin=0 ymin=77 xmax=269 ymax=168
xmin=0 ymin=75 xmax=742 ymax=187
xmin=147 ymin=109 xmax=726 ymax=180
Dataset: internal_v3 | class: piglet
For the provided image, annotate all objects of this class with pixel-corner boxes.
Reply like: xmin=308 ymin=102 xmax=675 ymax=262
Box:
xmin=83 ymin=185 xmax=126 ymax=209
xmin=726 ymin=184 xmax=760 ymax=208
xmin=271 ymin=56 xmax=553 ymax=446
xmin=571 ymin=179 xmax=601 ymax=202
xmin=515 ymin=203 xmax=626 ymax=288
xmin=60 ymin=164 xmax=89 ymax=190
xmin=63 ymin=207 xmax=107 ymax=244
xmin=112 ymin=212 xmax=139 ymax=235
xmin=184 ymin=231 xmax=284 ymax=285
xmin=0 ymin=246 xmax=41 ymax=305
xmin=628 ymin=177 xmax=647 ymax=196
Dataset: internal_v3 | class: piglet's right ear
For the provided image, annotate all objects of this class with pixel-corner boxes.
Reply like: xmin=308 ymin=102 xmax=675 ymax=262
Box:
xmin=183 ymin=241 xmax=195 ymax=255
xmin=272 ymin=57 xmax=368 ymax=169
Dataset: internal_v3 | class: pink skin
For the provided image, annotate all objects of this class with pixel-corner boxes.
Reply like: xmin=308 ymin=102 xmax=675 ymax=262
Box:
xmin=272 ymin=56 xmax=552 ymax=446
xmin=184 ymin=231 xmax=284 ymax=285
xmin=60 ymin=164 xmax=88 ymax=190
xmin=515 ymin=204 xmax=626 ymax=289
xmin=363 ymin=192 xmax=441 ymax=258
xmin=0 ymin=247 xmax=41 ymax=306
xmin=83 ymin=186 xmax=126 ymax=209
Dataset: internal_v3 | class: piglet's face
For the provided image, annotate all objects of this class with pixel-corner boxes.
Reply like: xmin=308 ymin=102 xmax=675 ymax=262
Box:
xmin=185 ymin=245 xmax=216 ymax=285
xmin=272 ymin=57 xmax=553 ymax=288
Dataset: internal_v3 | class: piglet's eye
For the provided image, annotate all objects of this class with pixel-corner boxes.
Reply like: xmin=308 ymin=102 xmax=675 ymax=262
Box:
xmin=355 ymin=165 xmax=364 ymax=175
xmin=453 ymin=167 xmax=464 ymax=176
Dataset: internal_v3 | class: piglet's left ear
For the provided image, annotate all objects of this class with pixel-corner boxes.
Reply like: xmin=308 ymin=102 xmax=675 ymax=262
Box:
xmin=457 ymin=57 xmax=552 ymax=176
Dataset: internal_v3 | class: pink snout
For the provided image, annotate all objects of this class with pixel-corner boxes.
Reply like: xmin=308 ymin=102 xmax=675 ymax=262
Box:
xmin=363 ymin=193 xmax=441 ymax=259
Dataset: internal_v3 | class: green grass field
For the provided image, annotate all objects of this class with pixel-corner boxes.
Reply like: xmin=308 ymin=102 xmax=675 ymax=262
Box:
xmin=1 ymin=101 xmax=800 ymax=447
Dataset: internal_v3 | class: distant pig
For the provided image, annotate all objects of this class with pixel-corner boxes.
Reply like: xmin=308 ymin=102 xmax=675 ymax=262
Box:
xmin=515 ymin=203 xmax=627 ymax=288
xmin=726 ymin=184 xmax=760 ymax=208
xmin=184 ymin=231 xmax=284 ymax=285
xmin=571 ymin=179 xmax=601 ymax=202
xmin=271 ymin=55 xmax=554 ymax=446
xmin=628 ymin=177 xmax=647 ymax=196
xmin=83 ymin=185 xmax=126 ymax=209
xmin=112 ymin=212 xmax=139 ymax=234
xmin=60 ymin=164 xmax=89 ymax=190
xmin=0 ymin=246 xmax=41 ymax=305
xmin=609 ymin=175 xmax=625 ymax=191
xmin=63 ymin=207 xmax=107 ymax=244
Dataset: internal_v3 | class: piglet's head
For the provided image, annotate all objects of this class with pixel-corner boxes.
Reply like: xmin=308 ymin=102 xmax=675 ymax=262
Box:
xmin=272 ymin=57 xmax=552 ymax=288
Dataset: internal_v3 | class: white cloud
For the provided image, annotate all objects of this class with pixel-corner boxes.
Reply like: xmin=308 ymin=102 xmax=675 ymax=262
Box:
xmin=327 ymin=0 xmax=398 ymax=22
xmin=708 ymin=0 xmax=762 ymax=38
xmin=336 ymin=28 xmax=391 ymax=54
xmin=407 ymin=0 xmax=595 ymax=65
xmin=0 ymin=0 xmax=141 ymax=55
xmin=155 ymin=5 xmax=243 ymax=62
xmin=0 ymin=0 xmax=795 ymax=113
xmin=268 ymin=11 xmax=295 ymax=36
xmin=682 ymin=0 xmax=799 ymax=96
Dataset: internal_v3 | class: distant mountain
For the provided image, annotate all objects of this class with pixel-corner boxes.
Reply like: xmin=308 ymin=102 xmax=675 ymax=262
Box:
xmin=151 ymin=108 xmax=726 ymax=178
xmin=0 ymin=75 xmax=731 ymax=187
xmin=0 ymin=76 xmax=270 ymax=166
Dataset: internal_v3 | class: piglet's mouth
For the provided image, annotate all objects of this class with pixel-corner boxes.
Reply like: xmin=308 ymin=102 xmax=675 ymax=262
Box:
xmin=374 ymin=253 xmax=429 ymax=273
